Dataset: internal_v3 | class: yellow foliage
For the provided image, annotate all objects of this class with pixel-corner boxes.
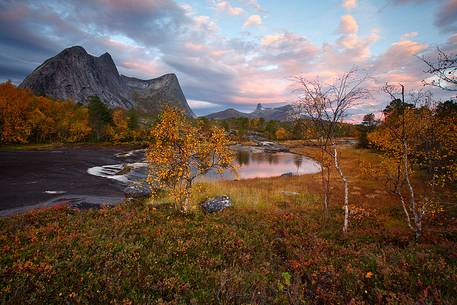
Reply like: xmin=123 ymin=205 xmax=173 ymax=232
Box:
xmin=146 ymin=106 xmax=234 ymax=212
xmin=275 ymin=127 xmax=288 ymax=140
xmin=0 ymin=82 xmax=91 ymax=143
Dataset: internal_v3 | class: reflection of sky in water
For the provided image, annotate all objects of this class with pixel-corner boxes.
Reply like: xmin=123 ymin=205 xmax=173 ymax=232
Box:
xmin=88 ymin=150 xmax=321 ymax=183
xmin=202 ymin=151 xmax=321 ymax=181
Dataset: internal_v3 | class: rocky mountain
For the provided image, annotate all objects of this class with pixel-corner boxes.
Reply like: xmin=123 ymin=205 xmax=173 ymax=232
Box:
xmin=205 ymin=103 xmax=294 ymax=121
xmin=19 ymin=46 xmax=194 ymax=116
xmin=204 ymin=108 xmax=250 ymax=120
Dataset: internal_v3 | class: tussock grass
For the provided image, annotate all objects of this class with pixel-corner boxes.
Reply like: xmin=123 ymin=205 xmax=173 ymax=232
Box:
xmin=1 ymin=142 xmax=456 ymax=304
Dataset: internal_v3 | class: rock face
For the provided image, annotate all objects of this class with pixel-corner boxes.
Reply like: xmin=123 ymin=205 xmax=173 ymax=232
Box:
xmin=200 ymin=196 xmax=232 ymax=213
xmin=205 ymin=103 xmax=294 ymax=121
xmin=19 ymin=46 xmax=194 ymax=116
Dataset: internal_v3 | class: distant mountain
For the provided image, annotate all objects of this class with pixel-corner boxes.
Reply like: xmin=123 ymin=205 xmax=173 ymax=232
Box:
xmin=19 ymin=46 xmax=194 ymax=116
xmin=204 ymin=108 xmax=250 ymax=120
xmin=205 ymin=103 xmax=294 ymax=121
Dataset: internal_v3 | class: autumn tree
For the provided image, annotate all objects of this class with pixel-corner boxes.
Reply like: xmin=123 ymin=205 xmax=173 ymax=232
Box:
xmin=0 ymin=82 xmax=34 ymax=143
xmin=110 ymin=108 xmax=130 ymax=142
xmin=146 ymin=107 xmax=234 ymax=212
xmin=275 ymin=127 xmax=288 ymax=140
xmin=0 ymin=82 xmax=91 ymax=144
xmin=368 ymin=84 xmax=456 ymax=239
xmin=295 ymin=69 xmax=369 ymax=232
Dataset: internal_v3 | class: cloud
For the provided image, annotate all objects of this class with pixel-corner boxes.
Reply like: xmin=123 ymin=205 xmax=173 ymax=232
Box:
xmin=0 ymin=0 xmax=454 ymax=120
xmin=391 ymin=0 xmax=457 ymax=33
xmin=342 ymin=0 xmax=357 ymax=9
xmin=434 ymin=0 xmax=457 ymax=32
xmin=243 ymin=15 xmax=262 ymax=28
xmin=242 ymin=0 xmax=263 ymax=12
xmin=401 ymin=32 xmax=419 ymax=40
xmin=339 ymin=15 xmax=359 ymax=34
xmin=215 ymin=1 xmax=244 ymax=16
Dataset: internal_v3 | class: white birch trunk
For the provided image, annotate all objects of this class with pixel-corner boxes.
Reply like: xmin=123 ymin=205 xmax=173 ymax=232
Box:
xmin=332 ymin=143 xmax=349 ymax=233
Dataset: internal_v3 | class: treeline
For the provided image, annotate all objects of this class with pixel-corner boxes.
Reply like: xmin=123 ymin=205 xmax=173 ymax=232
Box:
xmin=204 ymin=116 xmax=357 ymax=141
xmin=0 ymin=82 xmax=147 ymax=144
xmin=365 ymin=99 xmax=457 ymax=185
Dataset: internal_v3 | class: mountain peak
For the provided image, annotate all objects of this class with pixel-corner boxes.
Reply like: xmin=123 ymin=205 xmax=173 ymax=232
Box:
xmin=19 ymin=46 xmax=193 ymax=116
xmin=99 ymin=52 xmax=112 ymax=59
xmin=255 ymin=103 xmax=263 ymax=111
xmin=62 ymin=45 xmax=88 ymax=55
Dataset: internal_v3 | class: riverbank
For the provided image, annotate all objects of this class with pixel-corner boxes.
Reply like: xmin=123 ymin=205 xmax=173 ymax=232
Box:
xmin=0 ymin=145 xmax=130 ymax=214
xmin=1 ymin=143 xmax=456 ymax=304
xmin=0 ymin=141 xmax=321 ymax=216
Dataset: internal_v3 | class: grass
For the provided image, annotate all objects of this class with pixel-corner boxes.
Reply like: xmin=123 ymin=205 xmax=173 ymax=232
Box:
xmin=1 ymin=142 xmax=456 ymax=304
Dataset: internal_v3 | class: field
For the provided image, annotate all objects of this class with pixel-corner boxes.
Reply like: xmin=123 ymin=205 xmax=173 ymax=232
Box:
xmin=1 ymin=143 xmax=456 ymax=304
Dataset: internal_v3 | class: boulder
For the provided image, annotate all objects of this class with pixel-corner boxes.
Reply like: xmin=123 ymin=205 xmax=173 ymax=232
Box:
xmin=280 ymin=172 xmax=293 ymax=177
xmin=123 ymin=183 xmax=152 ymax=198
xmin=201 ymin=196 xmax=232 ymax=213
xmin=258 ymin=141 xmax=288 ymax=152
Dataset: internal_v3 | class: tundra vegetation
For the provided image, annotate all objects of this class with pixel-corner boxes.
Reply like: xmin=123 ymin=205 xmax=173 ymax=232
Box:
xmin=0 ymin=62 xmax=456 ymax=303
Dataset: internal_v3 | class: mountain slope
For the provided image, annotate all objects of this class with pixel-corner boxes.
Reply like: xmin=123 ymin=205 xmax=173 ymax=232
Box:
xmin=205 ymin=108 xmax=251 ymax=120
xmin=19 ymin=46 xmax=194 ymax=116
xmin=204 ymin=103 xmax=293 ymax=121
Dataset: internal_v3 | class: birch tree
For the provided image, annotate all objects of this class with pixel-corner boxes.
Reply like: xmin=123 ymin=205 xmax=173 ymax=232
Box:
xmin=295 ymin=69 xmax=369 ymax=232
xmin=146 ymin=106 xmax=234 ymax=212
xmin=368 ymin=84 xmax=455 ymax=239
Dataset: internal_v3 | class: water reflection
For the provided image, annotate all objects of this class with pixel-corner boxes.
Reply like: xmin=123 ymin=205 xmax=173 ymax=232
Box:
xmin=236 ymin=151 xmax=250 ymax=166
xmin=204 ymin=150 xmax=321 ymax=180
xmin=87 ymin=148 xmax=321 ymax=183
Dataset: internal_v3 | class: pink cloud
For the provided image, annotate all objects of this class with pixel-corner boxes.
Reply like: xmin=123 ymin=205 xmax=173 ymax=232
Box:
xmin=244 ymin=15 xmax=262 ymax=27
xmin=339 ymin=15 xmax=359 ymax=34
xmin=342 ymin=0 xmax=357 ymax=10
xmin=215 ymin=1 xmax=244 ymax=15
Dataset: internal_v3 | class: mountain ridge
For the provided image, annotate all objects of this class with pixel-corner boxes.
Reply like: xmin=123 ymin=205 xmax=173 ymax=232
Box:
xmin=19 ymin=46 xmax=194 ymax=116
xmin=204 ymin=103 xmax=294 ymax=121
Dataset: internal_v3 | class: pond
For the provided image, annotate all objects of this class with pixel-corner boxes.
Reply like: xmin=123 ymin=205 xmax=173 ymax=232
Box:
xmin=0 ymin=145 xmax=320 ymax=216
xmin=86 ymin=146 xmax=321 ymax=182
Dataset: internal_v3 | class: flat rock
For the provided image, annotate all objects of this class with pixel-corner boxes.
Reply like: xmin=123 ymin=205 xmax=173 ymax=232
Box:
xmin=258 ymin=141 xmax=288 ymax=152
xmin=123 ymin=183 xmax=152 ymax=198
xmin=201 ymin=196 xmax=232 ymax=213
xmin=280 ymin=172 xmax=293 ymax=177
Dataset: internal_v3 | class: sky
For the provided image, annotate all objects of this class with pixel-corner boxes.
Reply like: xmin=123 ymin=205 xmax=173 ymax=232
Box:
xmin=0 ymin=0 xmax=456 ymax=120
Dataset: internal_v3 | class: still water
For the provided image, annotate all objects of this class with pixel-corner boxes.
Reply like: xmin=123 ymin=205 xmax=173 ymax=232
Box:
xmin=87 ymin=148 xmax=321 ymax=182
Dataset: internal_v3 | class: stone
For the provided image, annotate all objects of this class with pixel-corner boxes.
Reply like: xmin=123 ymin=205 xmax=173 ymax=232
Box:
xmin=200 ymin=196 xmax=232 ymax=213
xmin=280 ymin=172 xmax=293 ymax=177
xmin=258 ymin=141 xmax=288 ymax=152
xmin=19 ymin=46 xmax=194 ymax=116
xmin=123 ymin=183 xmax=152 ymax=198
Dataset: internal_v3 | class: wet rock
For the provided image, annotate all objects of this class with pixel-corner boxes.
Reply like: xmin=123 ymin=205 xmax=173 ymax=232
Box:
xmin=257 ymin=141 xmax=288 ymax=152
xmin=123 ymin=183 xmax=152 ymax=198
xmin=70 ymin=202 xmax=113 ymax=210
xmin=201 ymin=196 xmax=232 ymax=213
xmin=280 ymin=172 xmax=293 ymax=177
